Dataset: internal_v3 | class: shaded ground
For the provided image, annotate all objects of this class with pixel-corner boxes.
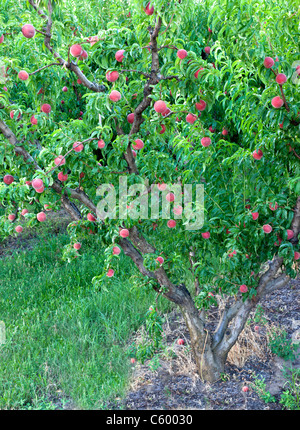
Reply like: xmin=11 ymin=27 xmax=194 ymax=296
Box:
xmin=107 ymin=278 xmax=299 ymax=410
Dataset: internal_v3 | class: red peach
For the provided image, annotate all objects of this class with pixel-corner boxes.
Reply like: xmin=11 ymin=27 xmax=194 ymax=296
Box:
xmin=107 ymin=269 xmax=114 ymax=277
xmin=194 ymin=68 xmax=204 ymax=78
xmin=157 ymin=183 xmax=167 ymax=191
xmin=21 ymin=209 xmax=28 ymax=216
xmin=3 ymin=174 xmax=14 ymax=185
xmin=115 ymin=49 xmax=125 ymax=62
xmin=263 ymin=57 xmax=274 ymax=68
xmin=209 ymin=126 xmax=215 ymax=133
xmin=32 ymin=178 xmax=43 ymax=189
xmin=222 ymin=128 xmax=228 ymax=136
xmin=44 ymin=204 xmax=51 ymax=211
xmin=58 ymin=172 xmax=68 ymax=182
xmin=252 ymin=149 xmax=263 ymax=160
xmin=73 ymin=142 xmax=84 ymax=152
xmin=177 ymin=338 xmax=185 ymax=345
xmin=109 ymin=90 xmax=121 ymax=102
xmin=113 ymin=246 xmax=121 ymax=255
xmin=0 ymin=34 xmax=4 ymax=43
xmin=15 ymin=225 xmax=23 ymax=233
xmin=294 ymin=252 xmax=300 ymax=260
xmin=161 ymin=107 xmax=171 ymax=117
xmin=167 ymin=219 xmax=176 ymax=228
xmin=144 ymin=2 xmax=154 ymax=15
xmin=62 ymin=86 xmax=68 ymax=92
xmin=127 ymin=113 xmax=135 ymax=123
xmin=201 ymin=232 xmax=210 ymax=239
xmin=18 ymin=70 xmax=29 ymax=81
xmin=132 ymin=139 xmax=144 ymax=150
xmin=195 ymin=100 xmax=206 ymax=111
xmin=154 ymin=100 xmax=167 ymax=113
xmin=30 ymin=115 xmax=37 ymax=125
xmin=276 ymin=73 xmax=287 ymax=85
xmin=41 ymin=103 xmax=51 ymax=114
xmin=120 ymin=228 xmax=129 ymax=238
xmin=70 ymin=44 xmax=83 ymax=57
xmin=79 ymin=50 xmax=88 ymax=61
xmin=10 ymin=111 xmax=21 ymax=120
xmin=8 ymin=214 xmax=16 ymax=221
xmin=204 ymin=46 xmax=211 ymax=54
xmin=269 ymin=202 xmax=278 ymax=211
xmin=166 ymin=192 xmax=175 ymax=202
xmin=262 ymin=224 xmax=272 ymax=233
xmin=130 ymin=358 xmax=135 ymax=364
xmin=242 ymin=386 xmax=249 ymax=392
xmin=287 ymin=229 xmax=294 ymax=240
xmin=106 ymin=71 xmax=119 ymax=82
xmin=35 ymin=186 xmax=44 ymax=193
xmin=87 ymin=213 xmax=96 ymax=222
xmin=177 ymin=49 xmax=187 ymax=59
xmin=159 ymin=124 xmax=166 ymax=134
xmin=239 ymin=284 xmax=248 ymax=293
xmin=37 ymin=212 xmax=46 ymax=222
xmin=74 ymin=243 xmax=81 ymax=250
xmin=22 ymin=24 xmax=35 ymax=38
xmin=156 ymin=256 xmax=164 ymax=264
xmin=252 ymin=212 xmax=259 ymax=220
xmin=201 ymin=137 xmax=211 ymax=147
xmin=54 ymin=155 xmax=66 ymax=166
xmin=98 ymin=139 xmax=105 ymax=149
xmin=173 ymin=205 xmax=183 ymax=215
xmin=186 ymin=113 xmax=197 ymax=124
xmin=271 ymin=96 xmax=284 ymax=108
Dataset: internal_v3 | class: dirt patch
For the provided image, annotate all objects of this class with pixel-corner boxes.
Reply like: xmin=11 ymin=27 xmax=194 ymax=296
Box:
xmin=108 ymin=278 xmax=299 ymax=410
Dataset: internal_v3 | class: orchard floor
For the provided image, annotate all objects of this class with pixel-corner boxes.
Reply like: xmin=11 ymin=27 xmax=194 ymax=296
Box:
xmin=1 ymin=212 xmax=299 ymax=410
xmin=107 ymin=278 xmax=300 ymax=411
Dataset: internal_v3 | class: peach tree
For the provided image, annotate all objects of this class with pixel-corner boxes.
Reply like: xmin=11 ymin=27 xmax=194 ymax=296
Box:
xmin=0 ymin=0 xmax=299 ymax=382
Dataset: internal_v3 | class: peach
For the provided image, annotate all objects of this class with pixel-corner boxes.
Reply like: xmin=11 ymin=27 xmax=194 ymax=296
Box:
xmin=3 ymin=174 xmax=14 ymax=185
xmin=44 ymin=204 xmax=51 ymax=211
xmin=10 ymin=111 xmax=21 ymax=120
xmin=154 ymin=100 xmax=167 ymax=113
xmin=156 ymin=256 xmax=164 ymax=264
xmin=202 ymin=232 xmax=210 ymax=239
xmin=15 ymin=225 xmax=23 ymax=233
xmin=70 ymin=44 xmax=83 ymax=57
xmin=32 ymin=178 xmax=44 ymax=189
xmin=8 ymin=214 xmax=16 ymax=221
xmin=269 ymin=202 xmax=278 ymax=211
xmin=195 ymin=100 xmax=206 ymax=111
xmin=144 ymin=2 xmax=154 ymax=15
xmin=54 ymin=155 xmax=66 ymax=166
xmin=0 ymin=34 xmax=4 ymax=44
xmin=252 ymin=149 xmax=263 ymax=160
xmin=201 ymin=137 xmax=211 ymax=147
xmin=157 ymin=183 xmax=166 ymax=191
xmin=113 ymin=246 xmax=121 ymax=255
xmin=177 ymin=49 xmax=187 ymax=59
xmin=107 ymin=268 xmax=114 ymax=277
xmin=271 ymin=96 xmax=284 ymax=108
xmin=87 ymin=213 xmax=96 ymax=222
xmin=194 ymin=68 xmax=204 ymax=78
xmin=239 ymin=284 xmax=248 ymax=293
xmin=287 ymin=229 xmax=294 ymax=240
xmin=35 ymin=186 xmax=44 ymax=193
xmin=242 ymin=386 xmax=249 ymax=393
xmin=41 ymin=103 xmax=51 ymax=114
xmin=109 ymin=90 xmax=121 ymax=102
xmin=166 ymin=192 xmax=175 ymax=202
xmin=294 ymin=252 xmax=300 ymax=260
xmin=177 ymin=339 xmax=185 ymax=345
xmin=79 ymin=50 xmax=88 ymax=61
xmin=62 ymin=86 xmax=68 ymax=92
xmin=120 ymin=228 xmax=129 ymax=238
xmin=73 ymin=142 xmax=84 ymax=152
xmin=30 ymin=115 xmax=37 ymax=125
xmin=132 ymin=149 xmax=137 ymax=158
xmin=106 ymin=70 xmax=119 ymax=82
xmin=37 ymin=212 xmax=46 ymax=222
xmin=18 ymin=70 xmax=29 ymax=81
xmin=254 ymin=325 xmax=259 ymax=332
xmin=204 ymin=46 xmax=211 ymax=54
xmin=98 ymin=139 xmax=105 ymax=149
xmin=58 ymin=172 xmax=68 ymax=182
xmin=262 ymin=224 xmax=272 ymax=233
xmin=132 ymin=139 xmax=144 ymax=150
xmin=161 ymin=107 xmax=171 ymax=117
xmin=159 ymin=124 xmax=166 ymax=134
xmin=127 ymin=113 xmax=135 ymax=123
xmin=115 ymin=49 xmax=125 ymax=62
xmin=22 ymin=24 xmax=35 ymax=38
xmin=74 ymin=243 xmax=81 ymax=250
xmin=209 ymin=126 xmax=215 ymax=133
xmin=276 ymin=73 xmax=287 ymax=85
xmin=173 ymin=205 xmax=183 ymax=215
xmin=186 ymin=113 xmax=197 ymax=124
xmin=263 ymin=57 xmax=274 ymax=68
xmin=252 ymin=212 xmax=259 ymax=220
xmin=222 ymin=128 xmax=228 ymax=136
xmin=130 ymin=358 xmax=135 ymax=364
xmin=21 ymin=209 xmax=28 ymax=216
xmin=167 ymin=219 xmax=176 ymax=228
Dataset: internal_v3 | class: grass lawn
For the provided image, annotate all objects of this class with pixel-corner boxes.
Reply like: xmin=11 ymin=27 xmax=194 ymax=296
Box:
xmin=0 ymin=225 xmax=163 ymax=409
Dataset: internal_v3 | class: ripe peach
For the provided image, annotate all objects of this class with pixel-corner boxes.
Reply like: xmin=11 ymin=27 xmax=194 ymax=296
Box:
xmin=239 ymin=284 xmax=248 ymax=293
xmin=132 ymin=149 xmax=137 ymax=158
xmin=254 ymin=325 xmax=259 ymax=332
xmin=262 ymin=224 xmax=272 ymax=233
xmin=41 ymin=103 xmax=51 ymax=114
xmin=32 ymin=178 xmax=44 ymax=189
xmin=204 ymin=46 xmax=211 ymax=54
xmin=287 ymin=229 xmax=294 ymax=240
xmin=35 ymin=187 xmax=44 ymax=193
xmin=161 ymin=107 xmax=171 ymax=117
xmin=201 ymin=137 xmax=211 ymax=147
xmin=107 ymin=269 xmax=114 ymax=277
xmin=144 ymin=2 xmax=154 ymax=15
xmin=37 ymin=212 xmax=46 ymax=222
xmin=166 ymin=192 xmax=175 ymax=202
xmin=276 ymin=73 xmax=287 ymax=85
xmin=186 ymin=113 xmax=197 ymax=124
xmin=58 ymin=172 xmax=68 ymax=182
xmin=242 ymin=386 xmax=249 ymax=392
xmin=87 ymin=213 xmax=96 ymax=222
xmin=263 ymin=57 xmax=274 ymax=68
xmin=154 ymin=100 xmax=167 ymax=113
xmin=156 ymin=256 xmax=164 ymax=264
xmin=159 ymin=124 xmax=166 ymax=134
xmin=115 ymin=49 xmax=125 ymax=62
xmin=15 ymin=225 xmax=23 ymax=233
xmin=113 ymin=246 xmax=121 ymax=255
xmin=294 ymin=252 xmax=300 ymax=260
xmin=97 ymin=139 xmax=105 ymax=149
xmin=177 ymin=49 xmax=187 ymax=59
xmin=167 ymin=219 xmax=176 ymax=228
xmin=109 ymin=90 xmax=121 ymax=102
xmin=73 ymin=142 xmax=84 ymax=152
xmin=222 ymin=128 xmax=228 ymax=136
xmin=3 ymin=174 xmax=14 ymax=185
xmin=127 ymin=113 xmax=135 ymax=123
xmin=177 ymin=339 xmax=185 ymax=345
xmin=157 ymin=183 xmax=166 ymax=191
xmin=194 ymin=68 xmax=204 ymax=78
xmin=269 ymin=202 xmax=278 ymax=211
xmin=0 ymin=34 xmax=4 ymax=44
xmin=70 ymin=44 xmax=83 ymax=57
xmin=18 ymin=70 xmax=29 ymax=81
xmin=132 ymin=139 xmax=144 ymax=150
xmin=252 ymin=149 xmax=263 ymax=160
xmin=251 ymin=212 xmax=259 ymax=220
xmin=30 ymin=115 xmax=37 ymax=125
xmin=21 ymin=209 xmax=28 ymax=216
xmin=10 ymin=111 xmax=21 ymax=120
xmin=195 ymin=100 xmax=206 ymax=111
xmin=44 ymin=204 xmax=51 ymax=211
xmin=209 ymin=126 xmax=215 ymax=133
xmin=79 ymin=50 xmax=88 ymax=61
xmin=173 ymin=205 xmax=183 ymax=216
xmin=22 ymin=24 xmax=35 ymax=38
xmin=74 ymin=243 xmax=81 ymax=250
xmin=120 ymin=228 xmax=129 ymax=238
xmin=54 ymin=155 xmax=66 ymax=166
xmin=271 ymin=96 xmax=284 ymax=108
xmin=62 ymin=86 xmax=68 ymax=92
xmin=106 ymin=71 xmax=119 ymax=82
xmin=8 ymin=214 xmax=16 ymax=221
xmin=202 ymin=232 xmax=210 ymax=239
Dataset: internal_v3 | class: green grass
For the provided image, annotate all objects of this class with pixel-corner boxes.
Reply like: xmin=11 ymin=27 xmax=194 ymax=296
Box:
xmin=0 ymin=230 xmax=164 ymax=409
